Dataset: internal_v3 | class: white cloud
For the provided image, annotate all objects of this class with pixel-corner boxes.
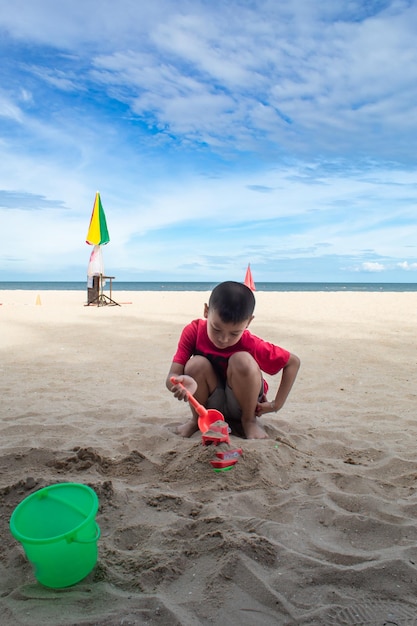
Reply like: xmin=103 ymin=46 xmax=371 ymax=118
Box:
xmin=398 ymin=261 xmax=417 ymax=271
xmin=0 ymin=93 xmax=24 ymax=122
xmin=360 ymin=262 xmax=386 ymax=272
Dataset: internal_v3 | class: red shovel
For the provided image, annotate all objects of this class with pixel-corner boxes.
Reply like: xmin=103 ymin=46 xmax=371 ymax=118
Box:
xmin=170 ymin=377 xmax=230 ymax=444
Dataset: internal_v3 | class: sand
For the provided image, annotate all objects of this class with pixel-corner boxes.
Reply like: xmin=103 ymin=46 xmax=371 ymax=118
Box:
xmin=0 ymin=288 xmax=416 ymax=625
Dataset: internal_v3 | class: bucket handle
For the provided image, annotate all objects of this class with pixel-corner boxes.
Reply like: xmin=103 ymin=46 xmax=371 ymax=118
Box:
xmin=67 ymin=523 xmax=101 ymax=544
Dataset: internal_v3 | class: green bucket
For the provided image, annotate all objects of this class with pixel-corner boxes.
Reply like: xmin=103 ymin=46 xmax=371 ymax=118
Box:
xmin=10 ymin=482 xmax=100 ymax=588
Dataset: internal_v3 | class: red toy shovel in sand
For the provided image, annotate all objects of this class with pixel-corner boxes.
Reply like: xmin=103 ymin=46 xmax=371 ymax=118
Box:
xmin=170 ymin=377 xmax=230 ymax=445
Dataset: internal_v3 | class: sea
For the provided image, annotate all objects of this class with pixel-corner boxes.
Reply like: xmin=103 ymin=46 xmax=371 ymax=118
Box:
xmin=0 ymin=281 xmax=416 ymax=292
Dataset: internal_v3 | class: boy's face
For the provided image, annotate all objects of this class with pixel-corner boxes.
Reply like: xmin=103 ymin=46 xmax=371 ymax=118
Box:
xmin=204 ymin=304 xmax=253 ymax=349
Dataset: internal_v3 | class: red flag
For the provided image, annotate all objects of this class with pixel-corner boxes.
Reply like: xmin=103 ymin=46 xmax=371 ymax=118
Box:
xmin=244 ymin=264 xmax=256 ymax=291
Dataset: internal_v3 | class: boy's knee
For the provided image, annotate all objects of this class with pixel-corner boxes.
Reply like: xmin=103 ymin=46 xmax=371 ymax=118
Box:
xmin=228 ymin=351 xmax=258 ymax=376
xmin=184 ymin=355 xmax=212 ymax=377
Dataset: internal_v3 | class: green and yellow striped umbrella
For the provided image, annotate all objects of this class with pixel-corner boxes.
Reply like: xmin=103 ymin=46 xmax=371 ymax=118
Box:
xmin=86 ymin=192 xmax=110 ymax=245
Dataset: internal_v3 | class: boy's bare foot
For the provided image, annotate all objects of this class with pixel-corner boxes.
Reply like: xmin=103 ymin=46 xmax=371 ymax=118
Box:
xmin=176 ymin=419 xmax=199 ymax=438
xmin=243 ymin=420 xmax=269 ymax=439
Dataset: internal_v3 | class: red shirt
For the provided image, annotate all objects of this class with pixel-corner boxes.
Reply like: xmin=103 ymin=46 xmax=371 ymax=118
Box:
xmin=173 ymin=318 xmax=290 ymax=392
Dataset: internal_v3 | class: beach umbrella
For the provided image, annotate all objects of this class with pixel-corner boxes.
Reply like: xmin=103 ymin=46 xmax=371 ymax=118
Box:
xmin=85 ymin=192 xmax=119 ymax=305
xmin=86 ymin=191 xmax=110 ymax=247
xmin=244 ymin=263 xmax=256 ymax=291
xmin=86 ymin=191 xmax=109 ymax=279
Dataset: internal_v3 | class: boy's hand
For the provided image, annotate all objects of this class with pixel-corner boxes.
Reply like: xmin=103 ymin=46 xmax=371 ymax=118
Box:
xmin=255 ymin=396 xmax=277 ymax=416
xmin=170 ymin=375 xmax=198 ymax=401
xmin=256 ymin=352 xmax=300 ymax=416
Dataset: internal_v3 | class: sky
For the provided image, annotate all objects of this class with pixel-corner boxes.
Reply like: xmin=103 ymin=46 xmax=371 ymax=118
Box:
xmin=1 ymin=0 xmax=417 ymax=283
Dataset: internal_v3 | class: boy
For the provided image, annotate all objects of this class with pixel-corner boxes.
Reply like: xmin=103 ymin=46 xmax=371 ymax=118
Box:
xmin=166 ymin=281 xmax=300 ymax=439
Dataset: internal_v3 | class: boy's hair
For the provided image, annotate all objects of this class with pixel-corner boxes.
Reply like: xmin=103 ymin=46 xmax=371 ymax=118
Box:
xmin=208 ymin=281 xmax=255 ymax=324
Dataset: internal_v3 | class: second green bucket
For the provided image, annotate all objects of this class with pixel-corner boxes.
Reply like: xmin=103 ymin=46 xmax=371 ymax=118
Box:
xmin=10 ymin=482 xmax=100 ymax=588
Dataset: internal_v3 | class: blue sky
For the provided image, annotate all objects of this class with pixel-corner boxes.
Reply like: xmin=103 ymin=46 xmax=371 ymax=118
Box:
xmin=1 ymin=0 xmax=417 ymax=282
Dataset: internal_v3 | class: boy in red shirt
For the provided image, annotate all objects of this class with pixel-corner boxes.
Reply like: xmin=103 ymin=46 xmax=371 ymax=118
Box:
xmin=166 ymin=281 xmax=300 ymax=439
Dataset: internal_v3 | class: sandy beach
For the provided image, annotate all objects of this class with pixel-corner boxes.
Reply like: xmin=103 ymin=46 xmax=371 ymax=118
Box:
xmin=1 ymin=288 xmax=416 ymax=625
